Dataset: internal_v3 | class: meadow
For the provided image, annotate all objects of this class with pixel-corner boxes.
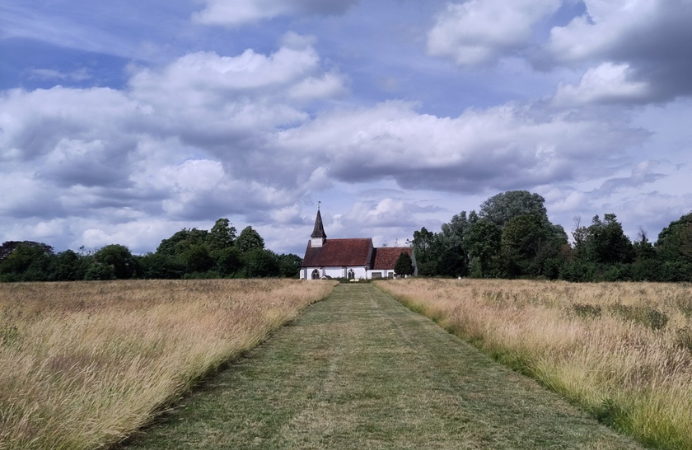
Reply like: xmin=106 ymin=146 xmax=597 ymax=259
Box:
xmin=0 ymin=279 xmax=335 ymax=450
xmin=377 ymin=278 xmax=692 ymax=450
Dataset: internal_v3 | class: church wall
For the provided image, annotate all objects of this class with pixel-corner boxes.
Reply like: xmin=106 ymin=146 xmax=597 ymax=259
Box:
xmin=300 ymin=266 xmax=369 ymax=280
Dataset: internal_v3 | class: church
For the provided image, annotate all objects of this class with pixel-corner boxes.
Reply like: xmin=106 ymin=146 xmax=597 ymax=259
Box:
xmin=300 ymin=207 xmax=417 ymax=280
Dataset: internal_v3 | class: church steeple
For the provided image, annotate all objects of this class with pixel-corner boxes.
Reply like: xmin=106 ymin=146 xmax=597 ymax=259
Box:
xmin=310 ymin=203 xmax=327 ymax=247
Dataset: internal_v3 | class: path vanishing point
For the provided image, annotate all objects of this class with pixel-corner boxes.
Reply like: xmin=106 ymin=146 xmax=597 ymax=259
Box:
xmin=123 ymin=284 xmax=643 ymax=449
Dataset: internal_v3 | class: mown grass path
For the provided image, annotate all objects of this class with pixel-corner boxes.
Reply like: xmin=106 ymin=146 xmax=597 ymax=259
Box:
xmin=122 ymin=284 xmax=642 ymax=449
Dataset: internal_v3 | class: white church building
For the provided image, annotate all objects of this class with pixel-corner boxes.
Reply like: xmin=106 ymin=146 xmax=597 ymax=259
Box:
xmin=300 ymin=207 xmax=416 ymax=280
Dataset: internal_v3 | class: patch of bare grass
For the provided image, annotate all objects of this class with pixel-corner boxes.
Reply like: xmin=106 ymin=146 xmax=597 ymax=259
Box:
xmin=0 ymin=279 xmax=335 ymax=450
xmin=377 ymin=279 xmax=692 ymax=450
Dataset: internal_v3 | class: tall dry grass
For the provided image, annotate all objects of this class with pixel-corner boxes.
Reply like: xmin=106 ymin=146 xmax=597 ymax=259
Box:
xmin=377 ymin=279 xmax=692 ymax=450
xmin=0 ymin=279 xmax=335 ymax=450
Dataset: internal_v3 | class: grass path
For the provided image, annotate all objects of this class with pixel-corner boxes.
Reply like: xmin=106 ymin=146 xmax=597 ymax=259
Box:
xmin=122 ymin=284 xmax=643 ymax=449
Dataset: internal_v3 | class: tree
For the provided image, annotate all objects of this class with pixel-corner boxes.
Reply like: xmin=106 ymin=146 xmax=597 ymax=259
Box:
xmin=654 ymin=213 xmax=692 ymax=281
xmin=501 ymin=214 xmax=566 ymax=278
xmin=156 ymin=228 xmax=208 ymax=257
xmin=84 ymin=263 xmax=116 ymax=280
xmin=585 ymin=214 xmax=633 ymax=265
xmin=277 ymin=253 xmax=302 ymax=278
xmin=180 ymin=244 xmax=215 ymax=273
xmin=93 ymin=244 xmax=138 ymax=279
xmin=0 ymin=242 xmax=54 ymax=282
xmin=479 ymin=191 xmax=548 ymax=228
xmin=236 ymin=226 xmax=265 ymax=253
xmin=207 ymin=218 xmax=236 ymax=252
xmin=502 ymin=214 xmax=548 ymax=277
xmin=465 ymin=220 xmax=501 ymax=278
xmin=138 ymin=253 xmax=185 ymax=279
xmin=243 ymin=249 xmax=279 ymax=278
xmin=657 ymin=213 xmax=692 ymax=261
xmin=441 ymin=211 xmax=473 ymax=242
xmin=49 ymin=250 xmax=82 ymax=281
xmin=214 ymin=247 xmax=244 ymax=276
xmin=394 ymin=252 xmax=414 ymax=276
xmin=411 ymin=227 xmax=440 ymax=276
xmin=633 ymin=227 xmax=656 ymax=261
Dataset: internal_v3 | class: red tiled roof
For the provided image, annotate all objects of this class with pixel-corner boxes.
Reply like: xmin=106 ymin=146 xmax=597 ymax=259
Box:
xmin=302 ymin=238 xmax=373 ymax=267
xmin=372 ymin=247 xmax=412 ymax=270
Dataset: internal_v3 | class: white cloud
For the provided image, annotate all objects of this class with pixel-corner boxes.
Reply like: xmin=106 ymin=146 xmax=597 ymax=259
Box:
xmin=428 ymin=0 xmax=561 ymax=66
xmin=129 ymin=47 xmax=320 ymax=97
xmin=345 ymin=199 xmax=416 ymax=228
xmin=553 ymin=62 xmax=650 ymax=105
xmin=288 ymin=72 xmax=348 ymax=101
xmin=277 ymin=100 xmax=647 ymax=192
xmin=546 ymin=0 xmax=692 ymax=101
xmin=192 ymin=0 xmax=358 ymax=27
xmin=548 ymin=0 xmax=658 ymax=63
xmin=0 ymin=39 xmax=345 ymax=233
xmin=30 ymin=68 xmax=91 ymax=82
xmin=0 ymin=23 xmax=681 ymax=254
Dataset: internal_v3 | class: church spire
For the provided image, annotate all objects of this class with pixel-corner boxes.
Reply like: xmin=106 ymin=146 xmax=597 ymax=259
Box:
xmin=310 ymin=203 xmax=327 ymax=247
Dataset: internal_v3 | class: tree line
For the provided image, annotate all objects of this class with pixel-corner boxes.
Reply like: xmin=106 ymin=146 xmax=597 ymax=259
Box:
xmin=0 ymin=219 xmax=302 ymax=282
xmin=411 ymin=190 xmax=692 ymax=282
xmin=3 ymin=191 xmax=691 ymax=283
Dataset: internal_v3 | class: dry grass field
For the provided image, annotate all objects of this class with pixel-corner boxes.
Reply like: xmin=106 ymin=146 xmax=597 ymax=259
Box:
xmin=0 ymin=279 xmax=335 ymax=450
xmin=377 ymin=279 xmax=692 ymax=450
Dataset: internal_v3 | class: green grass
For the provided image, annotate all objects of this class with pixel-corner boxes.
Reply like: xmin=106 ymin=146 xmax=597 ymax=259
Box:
xmin=121 ymin=284 xmax=643 ymax=449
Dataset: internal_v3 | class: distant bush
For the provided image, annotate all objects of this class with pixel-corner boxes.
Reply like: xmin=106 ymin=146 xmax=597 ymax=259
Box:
xmin=609 ymin=304 xmax=669 ymax=331
xmin=675 ymin=327 xmax=692 ymax=352
xmin=572 ymin=303 xmax=602 ymax=319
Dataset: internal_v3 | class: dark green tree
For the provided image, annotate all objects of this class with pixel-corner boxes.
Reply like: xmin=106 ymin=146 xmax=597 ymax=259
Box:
xmin=156 ymin=228 xmax=208 ymax=257
xmin=277 ymin=253 xmax=302 ymax=278
xmin=243 ymin=249 xmax=280 ymax=278
xmin=585 ymin=214 xmax=634 ymax=265
xmin=138 ymin=253 xmax=186 ymax=279
xmin=0 ymin=242 xmax=54 ymax=282
xmin=236 ymin=226 xmax=265 ymax=253
xmin=439 ymin=211 xmax=471 ymax=277
xmin=654 ymin=213 xmax=692 ymax=281
xmin=180 ymin=244 xmax=215 ymax=274
xmin=48 ymin=250 xmax=82 ymax=281
xmin=479 ymin=191 xmax=548 ymax=228
xmin=84 ymin=263 xmax=116 ymax=280
xmin=214 ymin=247 xmax=244 ymax=276
xmin=394 ymin=252 xmax=414 ymax=276
xmin=411 ymin=227 xmax=440 ymax=276
xmin=501 ymin=214 xmax=566 ymax=278
xmin=656 ymin=213 xmax=692 ymax=261
xmin=207 ymin=218 xmax=236 ymax=252
xmin=93 ymin=244 xmax=139 ymax=279
xmin=465 ymin=220 xmax=501 ymax=278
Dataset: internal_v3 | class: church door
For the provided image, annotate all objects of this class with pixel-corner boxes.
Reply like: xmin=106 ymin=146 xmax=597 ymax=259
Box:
xmin=347 ymin=269 xmax=355 ymax=279
xmin=311 ymin=269 xmax=320 ymax=279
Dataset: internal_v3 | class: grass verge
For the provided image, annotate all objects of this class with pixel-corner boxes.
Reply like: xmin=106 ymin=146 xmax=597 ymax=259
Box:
xmin=0 ymin=279 xmax=336 ymax=450
xmin=376 ymin=278 xmax=692 ymax=450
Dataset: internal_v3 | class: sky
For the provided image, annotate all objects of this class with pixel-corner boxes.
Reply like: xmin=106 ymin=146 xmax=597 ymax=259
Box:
xmin=1 ymin=0 xmax=691 ymax=256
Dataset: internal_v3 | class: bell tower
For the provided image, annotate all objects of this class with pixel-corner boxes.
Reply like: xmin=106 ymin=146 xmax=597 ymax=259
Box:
xmin=310 ymin=202 xmax=327 ymax=248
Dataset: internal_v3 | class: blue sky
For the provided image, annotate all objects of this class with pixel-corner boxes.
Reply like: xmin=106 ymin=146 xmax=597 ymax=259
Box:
xmin=1 ymin=0 xmax=691 ymax=255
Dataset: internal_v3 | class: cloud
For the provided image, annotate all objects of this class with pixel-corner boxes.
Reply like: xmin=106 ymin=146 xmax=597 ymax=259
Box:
xmin=0 ymin=38 xmax=343 ymax=234
xmin=30 ymin=68 xmax=91 ymax=82
xmin=593 ymin=160 xmax=666 ymax=195
xmin=276 ymin=100 xmax=648 ymax=192
xmin=547 ymin=0 xmax=692 ymax=101
xmin=553 ymin=62 xmax=651 ymax=105
xmin=192 ymin=0 xmax=359 ymax=27
xmin=0 ymin=30 xmax=666 ymax=254
xmin=427 ymin=0 xmax=561 ymax=66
